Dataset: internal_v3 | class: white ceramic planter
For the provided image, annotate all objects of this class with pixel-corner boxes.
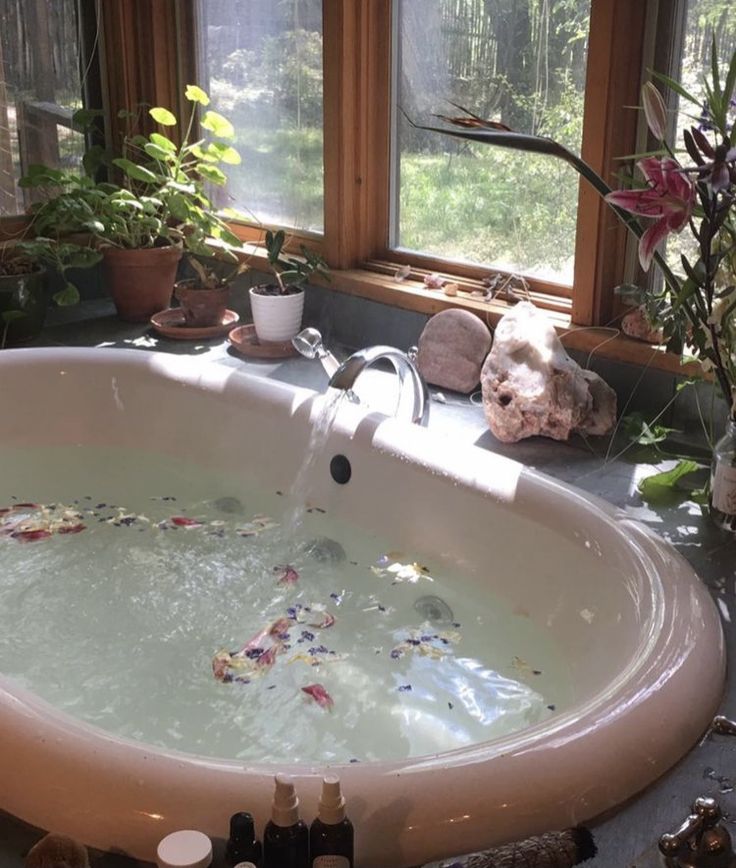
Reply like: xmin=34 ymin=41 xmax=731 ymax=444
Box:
xmin=249 ymin=286 xmax=304 ymax=342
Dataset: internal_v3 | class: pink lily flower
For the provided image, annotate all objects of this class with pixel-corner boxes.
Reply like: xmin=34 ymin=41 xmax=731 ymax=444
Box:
xmin=605 ymin=157 xmax=694 ymax=270
xmin=301 ymin=683 xmax=334 ymax=710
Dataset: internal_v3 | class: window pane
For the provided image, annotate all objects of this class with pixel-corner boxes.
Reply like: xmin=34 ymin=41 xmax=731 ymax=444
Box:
xmin=666 ymin=1 xmax=736 ymax=271
xmin=197 ymin=0 xmax=324 ymax=234
xmin=0 ymin=0 xmax=86 ymax=216
xmin=394 ymin=0 xmax=591 ymax=284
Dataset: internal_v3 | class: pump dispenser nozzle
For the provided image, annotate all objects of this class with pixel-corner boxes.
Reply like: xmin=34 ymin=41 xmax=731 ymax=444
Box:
xmin=271 ymin=773 xmax=300 ymax=827
xmin=318 ymin=776 xmax=346 ymax=825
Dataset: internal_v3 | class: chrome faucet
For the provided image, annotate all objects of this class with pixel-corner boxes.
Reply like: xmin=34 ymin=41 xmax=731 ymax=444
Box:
xmin=329 ymin=344 xmax=430 ymax=426
xmin=292 ymin=329 xmax=430 ymax=426
xmin=659 ymin=796 xmax=736 ymax=868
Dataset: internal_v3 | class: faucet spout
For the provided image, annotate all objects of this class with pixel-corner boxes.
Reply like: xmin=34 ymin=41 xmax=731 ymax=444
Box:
xmin=328 ymin=345 xmax=430 ymax=426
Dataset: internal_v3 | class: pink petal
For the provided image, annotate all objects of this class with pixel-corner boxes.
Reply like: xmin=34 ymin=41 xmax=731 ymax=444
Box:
xmin=309 ymin=612 xmax=335 ymax=629
xmin=274 ymin=565 xmax=299 ymax=585
xmin=58 ymin=523 xmax=86 ymax=535
xmin=605 ymin=188 xmax=665 ymax=218
xmin=12 ymin=529 xmax=52 ymax=542
xmin=639 ymin=219 xmax=671 ymax=271
xmin=256 ymin=646 xmax=279 ymax=669
xmin=171 ymin=516 xmax=203 ymax=528
xmin=301 ymin=683 xmax=334 ymax=710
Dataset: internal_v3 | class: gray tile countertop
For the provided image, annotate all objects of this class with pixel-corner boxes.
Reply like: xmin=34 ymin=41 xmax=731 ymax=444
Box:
xmin=2 ymin=297 xmax=736 ymax=867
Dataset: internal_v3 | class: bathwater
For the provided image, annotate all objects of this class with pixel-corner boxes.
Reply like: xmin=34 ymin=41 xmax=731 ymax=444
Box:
xmin=0 ymin=445 xmax=572 ymax=763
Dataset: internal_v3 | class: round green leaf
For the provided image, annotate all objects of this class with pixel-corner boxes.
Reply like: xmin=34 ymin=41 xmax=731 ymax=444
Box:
xmin=208 ymin=142 xmax=241 ymax=165
xmin=201 ymin=111 xmax=234 ymax=139
xmin=150 ymin=132 xmax=177 ymax=152
xmin=149 ymin=107 xmax=177 ymax=126
xmin=196 ymin=164 xmax=227 ymax=185
xmin=185 ymin=85 xmax=210 ymax=106
xmin=112 ymin=158 xmax=158 ymax=184
xmin=53 ymin=283 xmax=80 ymax=307
xmin=144 ymin=142 xmax=174 ymax=161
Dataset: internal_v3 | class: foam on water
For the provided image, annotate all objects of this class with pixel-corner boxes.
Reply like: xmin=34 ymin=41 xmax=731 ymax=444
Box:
xmin=0 ymin=445 xmax=572 ymax=763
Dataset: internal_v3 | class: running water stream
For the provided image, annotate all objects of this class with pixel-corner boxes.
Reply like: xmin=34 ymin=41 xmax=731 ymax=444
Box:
xmin=280 ymin=388 xmax=347 ymax=535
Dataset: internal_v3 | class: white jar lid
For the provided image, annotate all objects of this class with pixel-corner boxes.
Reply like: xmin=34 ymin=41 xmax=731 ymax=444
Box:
xmin=156 ymin=830 xmax=212 ymax=868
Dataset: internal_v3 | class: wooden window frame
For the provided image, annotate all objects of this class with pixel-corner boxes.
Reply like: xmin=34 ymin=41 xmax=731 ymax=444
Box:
xmin=17 ymin=0 xmax=689 ymax=371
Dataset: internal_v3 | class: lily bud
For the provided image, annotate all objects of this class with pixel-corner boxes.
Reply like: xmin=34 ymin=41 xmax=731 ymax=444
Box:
xmin=642 ymin=81 xmax=667 ymax=140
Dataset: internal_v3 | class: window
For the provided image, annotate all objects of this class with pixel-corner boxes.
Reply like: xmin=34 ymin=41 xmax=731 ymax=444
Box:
xmin=3 ymin=0 xmax=708 ymax=355
xmin=196 ymin=0 xmax=324 ymax=234
xmin=393 ymin=0 xmax=591 ymax=285
xmin=0 ymin=0 xmax=89 ymax=216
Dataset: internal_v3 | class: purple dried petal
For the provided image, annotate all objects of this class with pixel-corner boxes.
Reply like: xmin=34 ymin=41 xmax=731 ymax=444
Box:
xmin=398 ymin=684 xmax=412 ymax=692
xmin=301 ymin=631 xmax=315 ymax=641
xmin=390 ymin=649 xmax=402 ymax=660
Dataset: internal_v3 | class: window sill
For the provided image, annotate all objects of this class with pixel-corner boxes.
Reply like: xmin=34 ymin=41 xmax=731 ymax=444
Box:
xmin=241 ymin=242 xmax=700 ymax=379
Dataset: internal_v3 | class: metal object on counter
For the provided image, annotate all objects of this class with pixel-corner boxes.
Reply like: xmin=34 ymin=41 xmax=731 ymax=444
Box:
xmin=712 ymin=716 xmax=736 ymax=737
xmin=326 ymin=339 xmax=430 ymax=426
xmin=658 ymin=796 xmax=736 ymax=867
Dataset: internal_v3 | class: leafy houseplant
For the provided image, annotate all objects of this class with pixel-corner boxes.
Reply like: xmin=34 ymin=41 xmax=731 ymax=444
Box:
xmin=174 ymin=255 xmax=248 ymax=327
xmin=414 ymin=42 xmax=736 ymax=529
xmin=249 ymin=229 xmax=329 ymax=342
xmin=0 ymin=240 xmax=101 ymax=347
xmin=21 ymin=85 xmax=245 ymax=323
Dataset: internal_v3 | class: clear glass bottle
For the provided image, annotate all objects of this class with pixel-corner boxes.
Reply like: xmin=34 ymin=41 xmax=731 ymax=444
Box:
xmin=710 ymin=417 xmax=736 ymax=531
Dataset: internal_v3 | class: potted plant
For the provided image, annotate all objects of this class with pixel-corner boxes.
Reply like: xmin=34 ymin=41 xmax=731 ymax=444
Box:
xmin=250 ymin=229 xmax=329 ymax=342
xmin=0 ymin=239 xmax=101 ymax=347
xmin=21 ymin=86 xmax=246 ymax=323
xmin=174 ymin=254 xmax=248 ymax=327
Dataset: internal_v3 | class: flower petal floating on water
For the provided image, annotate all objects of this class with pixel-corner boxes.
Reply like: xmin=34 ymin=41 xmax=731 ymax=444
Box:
xmin=273 ymin=564 xmax=299 ymax=585
xmin=170 ymin=516 xmax=203 ymax=528
xmin=12 ymin=528 xmax=53 ymax=542
xmin=308 ymin=611 xmax=335 ymax=629
xmin=301 ymin=683 xmax=334 ymax=710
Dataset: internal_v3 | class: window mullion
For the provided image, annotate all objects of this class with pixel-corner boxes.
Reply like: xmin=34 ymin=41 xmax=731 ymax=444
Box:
xmin=323 ymin=0 xmax=391 ymax=269
xmin=572 ymin=0 xmax=648 ymax=327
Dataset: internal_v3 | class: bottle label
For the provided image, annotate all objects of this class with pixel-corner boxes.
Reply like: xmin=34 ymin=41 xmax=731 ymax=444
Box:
xmin=713 ymin=462 xmax=736 ymax=514
xmin=312 ymin=857 xmax=350 ymax=868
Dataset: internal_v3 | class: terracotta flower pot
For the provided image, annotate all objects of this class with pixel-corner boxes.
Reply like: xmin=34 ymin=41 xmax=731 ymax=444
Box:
xmin=102 ymin=245 xmax=182 ymax=322
xmin=0 ymin=268 xmax=48 ymax=346
xmin=174 ymin=280 xmax=230 ymax=327
xmin=249 ymin=285 xmax=304 ymax=342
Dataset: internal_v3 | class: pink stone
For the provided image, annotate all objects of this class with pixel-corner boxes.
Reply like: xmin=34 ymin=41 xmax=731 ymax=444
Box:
xmin=621 ymin=305 xmax=664 ymax=344
xmin=416 ymin=309 xmax=493 ymax=394
xmin=480 ymin=302 xmax=616 ymax=442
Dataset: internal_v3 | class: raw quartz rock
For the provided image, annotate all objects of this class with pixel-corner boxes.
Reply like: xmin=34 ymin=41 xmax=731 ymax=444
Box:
xmin=416 ymin=308 xmax=493 ymax=394
xmin=480 ymin=302 xmax=616 ymax=442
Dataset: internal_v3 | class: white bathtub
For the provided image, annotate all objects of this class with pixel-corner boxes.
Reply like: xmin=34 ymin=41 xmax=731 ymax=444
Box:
xmin=0 ymin=348 xmax=725 ymax=867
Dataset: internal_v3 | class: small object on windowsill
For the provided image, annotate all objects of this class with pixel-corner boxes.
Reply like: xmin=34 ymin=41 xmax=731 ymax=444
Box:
xmin=24 ymin=833 xmax=89 ymax=868
xmin=424 ymin=272 xmax=446 ymax=289
xmin=422 ymin=826 xmax=596 ymax=868
xmin=393 ymin=264 xmax=412 ymax=282
xmin=482 ymin=272 xmax=531 ymax=304
xmin=443 ymin=282 xmax=459 ymax=296
xmin=620 ymin=304 xmax=665 ymax=344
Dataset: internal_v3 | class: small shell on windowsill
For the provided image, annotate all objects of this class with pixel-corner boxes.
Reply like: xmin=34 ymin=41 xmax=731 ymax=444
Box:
xmin=443 ymin=283 xmax=460 ymax=296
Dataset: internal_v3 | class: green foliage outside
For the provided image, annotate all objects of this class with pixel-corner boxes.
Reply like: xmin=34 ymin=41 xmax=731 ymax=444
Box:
xmin=199 ymin=0 xmax=736 ymax=283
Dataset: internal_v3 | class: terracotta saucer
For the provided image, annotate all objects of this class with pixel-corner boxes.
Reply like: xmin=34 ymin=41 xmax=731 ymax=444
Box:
xmin=228 ymin=323 xmax=299 ymax=359
xmin=150 ymin=308 xmax=239 ymax=340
